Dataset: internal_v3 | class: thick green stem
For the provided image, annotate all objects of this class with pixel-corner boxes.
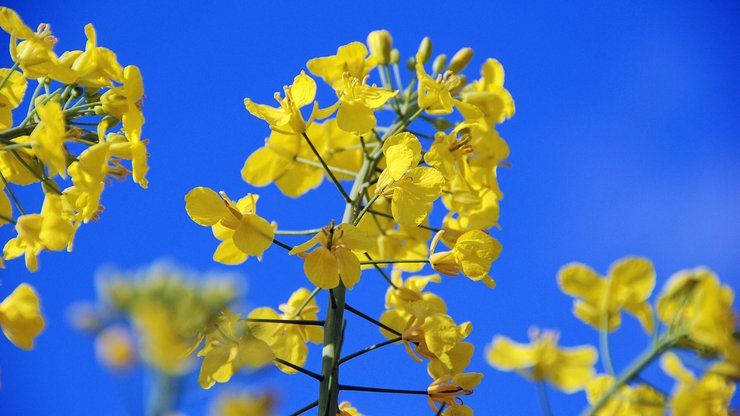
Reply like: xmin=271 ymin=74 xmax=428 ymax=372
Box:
xmin=317 ymin=103 xmax=423 ymax=415
xmin=585 ymin=333 xmax=683 ymax=415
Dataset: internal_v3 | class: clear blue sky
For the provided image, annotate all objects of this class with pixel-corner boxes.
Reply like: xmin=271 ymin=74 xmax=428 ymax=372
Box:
xmin=2 ymin=0 xmax=739 ymax=414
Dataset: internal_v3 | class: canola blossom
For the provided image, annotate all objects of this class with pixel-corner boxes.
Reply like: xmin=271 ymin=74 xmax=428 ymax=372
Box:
xmin=184 ymin=31 xmax=514 ymax=415
xmin=1 ymin=7 xmax=734 ymax=416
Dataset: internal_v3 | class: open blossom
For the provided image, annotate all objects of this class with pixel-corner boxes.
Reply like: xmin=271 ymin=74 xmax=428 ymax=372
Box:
xmin=558 ymin=256 xmax=656 ymax=333
xmin=335 ymin=72 xmax=396 ymax=134
xmin=307 ymin=41 xmax=377 ymax=89
xmin=185 ymin=187 xmax=274 ymax=265
xmin=374 ymin=132 xmax=445 ymax=226
xmin=244 ymin=71 xmax=334 ymax=135
xmin=289 ymin=223 xmax=372 ymax=289
xmin=247 ymin=288 xmax=322 ymax=374
xmin=427 ymin=373 xmax=482 ymax=416
xmin=661 ymin=352 xmax=735 ymax=415
xmin=429 ymin=229 xmax=501 ymax=288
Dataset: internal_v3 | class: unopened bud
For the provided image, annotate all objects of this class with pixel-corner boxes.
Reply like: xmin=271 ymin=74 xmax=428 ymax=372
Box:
xmin=406 ymin=56 xmax=416 ymax=71
xmin=417 ymin=37 xmax=432 ymax=64
xmin=390 ymin=48 xmax=400 ymax=65
xmin=367 ymin=30 xmax=393 ymax=65
xmin=448 ymin=47 xmax=473 ymax=74
xmin=432 ymin=54 xmax=447 ymax=74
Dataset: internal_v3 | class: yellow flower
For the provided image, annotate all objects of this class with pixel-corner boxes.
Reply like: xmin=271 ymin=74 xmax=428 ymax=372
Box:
xmin=101 ymin=65 xmax=146 ymax=143
xmin=94 ymin=325 xmax=136 ymax=372
xmin=0 ymin=7 xmax=76 ymax=83
xmin=0 ymin=68 xmax=26 ymax=129
xmin=656 ymin=267 xmax=737 ymax=358
xmin=307 ymin=42 xmax=378 ymax=89
xmin=245 ymin=71 xmax=332 ymax=135
xmin=585 ymin=374 xmax=664 ymax=416
xmin=0 ymin=139 xmax=41 ymax=185
xmin=335 ymin=73 xmax=396 ymax=134
xmin=131 ymin=302 xmax=193 ymax=375
xmin=366 ymin=30 xmax=392 ymax=65
xmin=427 ymin=373 xmax=482 ymax=415
xmin=193 ymin=310 xmax=273 ymax=389
xmin=31 ymin=101 xmax=68 ymax=178
xmin=374 ymin=133 xmax=444 ymax=226
xmin=558 ymin=256 xmax=656 ymax=333
xmin=3 ymin=193 xmax=76 ymax=272
xmin=429 ymin=230 xmax=501 ymax=288
xmin=338 ymin=401 xmax=364 ymax=416
xmin=65 ymin=142 xmax=111 ymax=222
xmin=461 ymin=58 xmax=515 ymax=127
xmin=247 ymin=288 xmax=323 ymax=374
xmin=0 ymin=283 xmax=45 ymax=350
xmin=185 ymin=187 xmax=274 ymax=265
xmin=661 ymin=352 xmax=735 ymax=415
xmin=487 ymin=328 xmax=597 ymax=392
xmin=242 ymin=119 xmax=360 ymax=197
xmin=68 ymin=24 xmax=123 ymax=88
xmin=428 ymin=341 xmax=475 ymax=380
xmin=400 ymin=311 xmax=472 ymax=367
xmin=209 ymin=391 xmax=274 ymax=416
xmin=289 ymin=223 xmax=372 ymax=289
xmin=384 ymin=270 xmax=442 ymax=311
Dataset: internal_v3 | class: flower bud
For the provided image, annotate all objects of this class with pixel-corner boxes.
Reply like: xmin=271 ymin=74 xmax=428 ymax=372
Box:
xmin=390 ymin=48 xmax=400 ymax=65
xmin=417 ymin=37 xmax=432 ymax=64
xmin=432 ymin=54 xmax=447 ymax=74
xmin=367 ymin=30 xmax=393 ymax=65
xmin=448 ymin=47 xmax=474 ymax=74
xmin=406 ymin=56 xmax=416 ymax=71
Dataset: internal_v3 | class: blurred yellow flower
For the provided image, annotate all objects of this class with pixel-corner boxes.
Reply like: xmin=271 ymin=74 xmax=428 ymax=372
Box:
xmin=558 ymin=256 xmax=656 ymax=333
xmin=0 ymin=67 xmax=26 ymax=129
xmin=209 ymin=391 xmax=274 ymax=416
xmin=94 ymin=325 xmax=136 ymax=372
xmin=662 ymin=352 xmax=735 ymax=415
xmin=586 ymin=374 xmax=664 ymax=416
xmin=657 ymin=267 xmax=738 ymax=359
xmin=0 ymin=283 xmax=44 ymax=350
xmin=487 ymin=328 xmax=597 ymax=393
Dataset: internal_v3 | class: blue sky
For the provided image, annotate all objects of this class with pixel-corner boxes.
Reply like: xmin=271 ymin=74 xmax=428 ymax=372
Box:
xmin=1 ymin=0 xmax=739 ymax=414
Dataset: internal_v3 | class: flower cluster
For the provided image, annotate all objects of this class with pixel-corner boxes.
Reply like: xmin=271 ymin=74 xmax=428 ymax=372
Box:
xmin=0 ymin=7 xmax=149 ymax=272
xmin=184 ymin=30 xmax=514 ymax=415
xmin=486 ymin=256 xmax=738 ymax=415
xmin=69 ymin=262 xmax=243 ymax=396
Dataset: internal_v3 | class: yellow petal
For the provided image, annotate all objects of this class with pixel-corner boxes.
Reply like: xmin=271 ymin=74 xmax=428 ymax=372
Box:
xmin=0 ymin=283 xmax=45 ymax=350
xmin=304 ymin=248 xmax=339 ymax=289
xmin=232 ymin=214 xmax=274 ymax=257
xmin=290 ymin=71 xmax=317 ymax=108
xmin=185 ymin=187 xmax=229 ymax=226
xmin=213 ymin=239 xmax=248 ymax=265
xmin=336 ymin=100 xmax=375 ymax=134
xmin=609 ymin=257 xmax=655 ymax=302
xmin=486 ymin=335 xmax=535 ymax=370
xmin=336 ymin=247 xmax=361 ymax=289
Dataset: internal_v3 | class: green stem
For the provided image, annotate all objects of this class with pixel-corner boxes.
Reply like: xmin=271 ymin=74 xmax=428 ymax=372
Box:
xmin=295 ymin=156 xmax=358 ymax=178
xmin=0 ymin=170 xmax=26 ymax=215
xmin=338 ymin=336 xmax=402 ymax=365
xmin=338 ymin=384 xmax=428 ymax=395
xmin=536 ymin=382 xmax=553 ymax=416
xmin=585 ymin=333 xmax=683 ymax=416
xmin=599 ymin=283 xmax=616 ymax=377
xmin=0 ymin=62 xmax=19 ymax=90
xmin=359 ymin=259 xmax=429 ymax=265
xmin=362 ymin=253 xmax=398 ymax=289
xmin=301 ymin=132 xmax=352 ymax=203
xmin=344 ymin=303 xmax=401 ymax=337
xmin=275 ymin=228 xmax=323 ymax=236
xmin=291 ymin=400 xmax=319 ymax=416
xmin=274 ymin=358 xmax=323 ymax=381
xmin=352 ymin=194 xmax=379 ymax=226
xmin=294 ymin=287 xmax=321 ymax=317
